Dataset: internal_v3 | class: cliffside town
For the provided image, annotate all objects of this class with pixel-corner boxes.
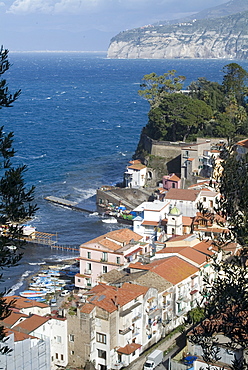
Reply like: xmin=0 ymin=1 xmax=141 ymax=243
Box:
xmin=107 ymin=10 xmax=248 ymax=59
xmin=1 ymin=138 xmax=248 ymax=370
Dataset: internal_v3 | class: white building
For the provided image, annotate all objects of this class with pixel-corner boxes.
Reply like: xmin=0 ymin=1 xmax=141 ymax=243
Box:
xmin=124 ymin=160 xmax=147 ymax=188
xmin=0 ymin=328 xmax=50 ymax=370
xmin=2 ymin=298 xmax=68 ymax=370
xmin=133 ymin=200 xmax=170 ymax=242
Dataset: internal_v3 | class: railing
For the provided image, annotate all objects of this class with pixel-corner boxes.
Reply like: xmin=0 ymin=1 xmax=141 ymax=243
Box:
xmin=84 ymin=269 xmax=92 ymax=274
xmin=119 ymin=327 xmax=132 ymax=335
xmin=132 ymin=313 xmax=142 ymax=322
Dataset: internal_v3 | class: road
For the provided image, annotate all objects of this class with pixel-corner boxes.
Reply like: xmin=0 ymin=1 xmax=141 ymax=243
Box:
xmin=126 ymin=332 xmax=186 ymax=370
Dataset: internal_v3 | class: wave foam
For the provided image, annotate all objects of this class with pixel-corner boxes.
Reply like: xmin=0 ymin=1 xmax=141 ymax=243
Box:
xmin=6 ymin=270 xmax=32 ymax=296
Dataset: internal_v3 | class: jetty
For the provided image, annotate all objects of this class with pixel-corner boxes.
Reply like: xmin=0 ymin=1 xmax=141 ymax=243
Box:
xmin=22 ymin=231 xmax=58 ymax=246
xmin=44 ymin=196 xmax=96 ymax=214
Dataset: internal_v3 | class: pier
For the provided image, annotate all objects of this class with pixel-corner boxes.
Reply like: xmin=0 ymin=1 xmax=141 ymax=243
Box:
xmin=44 ymin=196 xmax=96 ymax=214
xmin=22 ymin=231 xmax=58 ymax=246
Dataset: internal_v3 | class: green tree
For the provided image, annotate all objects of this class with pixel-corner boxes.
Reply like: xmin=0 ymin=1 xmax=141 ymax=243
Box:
xmin=0 ymin=47 xmax=37 ymax=354
xmin=188 ymin=77 xmax=224 ymax=112
xmin=138 ymin=70 xmax=186 ymax=106
xmin=189 ymin=147 xmax=248 ymax=370
xmin=144 ymin=93 xmax=212 ymax=142
xmin=222 ymin=63 xmax=248 ymax=105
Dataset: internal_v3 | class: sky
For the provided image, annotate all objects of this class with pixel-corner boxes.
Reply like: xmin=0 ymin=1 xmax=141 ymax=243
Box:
xmin=1 ymin=0 xmax=228 ymax=52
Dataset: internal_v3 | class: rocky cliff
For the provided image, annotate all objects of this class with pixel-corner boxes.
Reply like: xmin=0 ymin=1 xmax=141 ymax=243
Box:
xmin=107 ymin=11 xmax=248 ymax=59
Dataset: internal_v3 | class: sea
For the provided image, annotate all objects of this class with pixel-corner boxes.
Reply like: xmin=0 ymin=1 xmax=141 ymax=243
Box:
xmin=2 ymin=52 xmax=248 ymax=295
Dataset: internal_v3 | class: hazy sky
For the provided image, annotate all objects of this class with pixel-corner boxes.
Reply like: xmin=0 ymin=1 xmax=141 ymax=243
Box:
xmin=1 ymin=0 xmax=228 ymax=52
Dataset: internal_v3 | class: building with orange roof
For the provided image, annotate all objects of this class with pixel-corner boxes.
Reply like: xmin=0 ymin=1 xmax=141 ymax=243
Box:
xmin=129 ymin=255 xmax=203 ymax=328
xmin=0 ymin=328 xmax=50 ymax=370
xmin=163 ymin=173 xmax=181 ymax=190
xmin=124 ymin=159 xmax=147 ymax=188
xmin=1 ymin=296 xmax=68 ymax=370
xmin=66 ymin=281 xmax=161 ymax=370
xmin=75 ymin=228 xmax=150 ymax=290
xmin=3 ymin=295 xmax=51 ymax=316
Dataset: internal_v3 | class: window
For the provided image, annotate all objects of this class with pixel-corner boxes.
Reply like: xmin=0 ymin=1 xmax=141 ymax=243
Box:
xmin=57 ymin=336 xmax=61 ymax=343
xmin=61 ymin=354 xmax=64 ymax=361
xmin=116 ymin=257 xmax=120 ymax=264
xmin=103 ymin=265 xmax=107 ymax=274
xmin=69 ymin=334 xmax=75 ymax=342
xmin=71 ymin=351 xmax=74 ymax=355
xmin=55 ymin=353 xmax=59 ymax=360
xmin=87 ymin=262 xmax=92 ymax=271
xmin=98 ymin=349 xmax=107 ymax=359
xmin=102 ymin=252 xmax=108 ymax=262
xmin=86 ymin=278 xmax=92 ymax=287
xmin=96 ymin=332 xmax=106 ymax=344
xmin=77 ymin=278 xmax=81 ymax=283
xmin=87 ymin=251 xmax=91 ymax=259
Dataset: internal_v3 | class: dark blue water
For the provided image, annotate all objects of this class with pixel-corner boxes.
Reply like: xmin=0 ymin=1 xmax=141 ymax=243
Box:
xmin=2 ymin=52 xmax=248 ymax=294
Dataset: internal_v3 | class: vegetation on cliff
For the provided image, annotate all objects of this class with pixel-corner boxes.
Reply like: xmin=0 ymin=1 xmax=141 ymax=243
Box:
xmin=136 ymin=63 xmax=248 ymax=147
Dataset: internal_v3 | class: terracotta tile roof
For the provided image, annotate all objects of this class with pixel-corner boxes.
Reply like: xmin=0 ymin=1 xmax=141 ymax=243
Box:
xmin=107 ymin=229 xmax=142 ymax=244
xmin=130 ymin=256 xmax=198 ymax=285
xmin=117 ymin=342 xmax=142 ymax=354
xmin=3 ymin=295 xmax=49 ymax=310
xmin=128 ymin=163 xmax=147 ymax=170
xmin=156 ymin=246 xmax=186 ymax=254
xmin=86 ymin=283 xmax=148 ymax=313
xmin=141 ymin=220 xmax=159 ymax=226
xmin=192 ymin=240 xmax=215 ymax=257
xmin=2 ymin=310 xmax=28 ymax=327
xmin=14 ymin=314 xmax=50 ymax=333
xmin=237 ymin=138 xmax=248 ymax=148
xmin=178 ymin=247 xmax=208 ymax=265
xmin=182 ymin=216 xmax=193 ymax=226
xmin=99 ymin=238 xmax=122 ymax=251
xmin=82 ymin=228 xmax=142 ymax=251
xmin=3 ymin=327 xmax=36 ymax=342
xmin=165 ymin=189 xmax=200 ymax=201
xmin=80 ymin=303 xmax=95 ymax=314
xmin=129 ymin=159 xmax=142 ymax=165
xmin=121 ymin=282 xmax=149 ymax=296
xmin=168 ymin=174 xmax=180 ymax=182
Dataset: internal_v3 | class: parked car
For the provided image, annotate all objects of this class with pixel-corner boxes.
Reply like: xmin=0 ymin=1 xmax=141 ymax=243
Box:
xmin=60 ymin=290 xmax=70 ymax=297
xmin=50 ymin=298 xmax=57 ymax=306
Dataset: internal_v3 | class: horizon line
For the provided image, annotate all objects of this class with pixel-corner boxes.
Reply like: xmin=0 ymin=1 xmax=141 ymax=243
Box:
xmin=10 ymin=50 xmax=108 ymax=53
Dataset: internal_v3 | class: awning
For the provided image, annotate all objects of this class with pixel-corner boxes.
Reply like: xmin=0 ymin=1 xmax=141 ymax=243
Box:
xmin=117 ymin=343 xmax=142 ymax=355
xmin=190 ymin=290 xmax=198 ymax=295
xmin=125 ymin=247 xmax=142 ymax=258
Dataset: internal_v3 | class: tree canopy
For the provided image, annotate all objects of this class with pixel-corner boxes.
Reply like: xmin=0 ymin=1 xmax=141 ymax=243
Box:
xmin=144 ymin=93 xmax=213 ymax=142
xmin=138 ymin=63 xmax=248 ymax=145
xmin=0 ymin=47 xmax=37 ymax=354
xmin=189 ymin=146 xmax=248 ymax=370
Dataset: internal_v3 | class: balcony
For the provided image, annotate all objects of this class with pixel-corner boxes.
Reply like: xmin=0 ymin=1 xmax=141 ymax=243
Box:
xmin=84 ymin=269 xmax=92 ymax=275
xmin=119 ymin=327 xmax=132 ymax=335
xmin=132 ymin=313 xmax=141 ymax=322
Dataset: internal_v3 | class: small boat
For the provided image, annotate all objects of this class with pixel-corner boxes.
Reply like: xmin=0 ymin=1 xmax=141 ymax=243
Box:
xmin=19 ymin=290 xmax=48 ymax=298
xmin=102 ymin=217 xmax=117 ymax=224
xmin=6 ymin=245 xmax=17 ymax=251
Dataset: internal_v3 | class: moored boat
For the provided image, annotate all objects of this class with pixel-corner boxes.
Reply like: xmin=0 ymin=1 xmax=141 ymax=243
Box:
xmin=19 ymin=290 xmax=48 ymax=298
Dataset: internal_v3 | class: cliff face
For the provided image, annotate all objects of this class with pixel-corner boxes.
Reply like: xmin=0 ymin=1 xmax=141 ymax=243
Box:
xmin=107 ymin=11 xmax=248 ymax=59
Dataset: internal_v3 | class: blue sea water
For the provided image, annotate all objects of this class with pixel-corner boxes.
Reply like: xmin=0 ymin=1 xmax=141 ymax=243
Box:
xmin=2 ymin=52 xmax=248 ymax=294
